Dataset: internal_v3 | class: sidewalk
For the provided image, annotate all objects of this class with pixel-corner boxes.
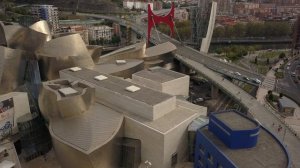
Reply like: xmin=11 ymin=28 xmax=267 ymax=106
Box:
xmin=256 ymin=59 xmax=300 ymax=136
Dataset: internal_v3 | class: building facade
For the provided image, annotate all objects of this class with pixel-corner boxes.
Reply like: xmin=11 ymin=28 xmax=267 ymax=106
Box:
xmin=61 ymin=25 xmax=89 ymax=44
xmin=31 ymin=5 xmax=59 ymax=34
xmin=194 ymin=110 xmax=291 ymax=168
xmin=88 ymin=26 xmax=113 ymax=42
xmin=123 ymin=0 xmax=154 ymax=11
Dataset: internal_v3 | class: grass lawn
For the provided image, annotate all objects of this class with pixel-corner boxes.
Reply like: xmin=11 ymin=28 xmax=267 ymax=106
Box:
xmin=260 ymin=51 xmax=281 ymax=59
xmin=242 ymin=84 xmax=253 ymax=93
xmin=257 ymin=65 xmax=269 ymax=75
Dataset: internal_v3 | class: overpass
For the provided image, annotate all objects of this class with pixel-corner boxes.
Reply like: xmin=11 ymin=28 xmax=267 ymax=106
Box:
xmin=77 ymin=13 xmax=300 ymax=167
xmin=210 ymin=38 xmax=292 ymax=44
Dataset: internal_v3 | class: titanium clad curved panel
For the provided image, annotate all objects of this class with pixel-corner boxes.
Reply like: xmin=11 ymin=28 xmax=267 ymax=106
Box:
xmin=98 ymin=42 xmax=146 ymax=63
xmin=87 ymin=45 xmax=103 ymax=63
xmin=29 ymin=20 xmax=52 ymax=41
xmin=0 ymin=46 xmax=27 ymax=94
xmin=51 ymin=122 xmax=123 ymax=168
xmin=2 ymin=24 xmax=48 ymax=51
xmin=37 ymin=34 xmax=95 ymax=80
xmin=38 ymin=80 xmax=95 ymax=120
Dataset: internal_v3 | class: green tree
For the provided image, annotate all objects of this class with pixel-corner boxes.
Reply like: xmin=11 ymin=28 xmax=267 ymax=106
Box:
xmin=213 ymin=27 xmax=225 ymax=38
xmin=233 ymin=23 xmax=246 ymax=37
xmin=224 ymin=26 xmax=234 ymax=37
xmin=279 ymin=52 xmax=286 ymax=59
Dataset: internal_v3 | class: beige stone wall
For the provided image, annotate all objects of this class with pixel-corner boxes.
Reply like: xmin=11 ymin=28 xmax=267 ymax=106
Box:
xmin=162 ymin=112 xmax=199 ymax=167
xmin=162 ymin=76 xmax=190 ymax=97
xmin=124 ymin=117 xmax=165 ymax=168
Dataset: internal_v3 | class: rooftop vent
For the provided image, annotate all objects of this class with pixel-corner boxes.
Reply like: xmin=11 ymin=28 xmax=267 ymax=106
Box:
xmin=94 ymin=75 xmax=108 ymax=81
xmin=126 ymin=85 xmax=140 ymax=92
xmin=69 ymin=67 xmax=82 ymax=72
xmin=58 ymin=87 xmax=78 ymax=96
xmin=116 ymin=60 xmax=127 ymax=65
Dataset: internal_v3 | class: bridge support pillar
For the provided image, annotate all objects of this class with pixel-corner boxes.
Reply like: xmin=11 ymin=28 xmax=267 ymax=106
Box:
xmin=180 ymin=62 xmax=189 ymax=74
xmin=211 ymin=85 xmax=219 ymax=99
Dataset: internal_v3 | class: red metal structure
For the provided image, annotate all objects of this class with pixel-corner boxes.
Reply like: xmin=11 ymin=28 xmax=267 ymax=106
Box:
xmin=147 ymin=2 xmax=175 ymax=44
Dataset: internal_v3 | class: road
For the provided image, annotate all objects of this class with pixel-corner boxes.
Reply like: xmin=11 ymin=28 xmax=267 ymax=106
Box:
xmin=277 ymin=58 xmax=300 ymax=105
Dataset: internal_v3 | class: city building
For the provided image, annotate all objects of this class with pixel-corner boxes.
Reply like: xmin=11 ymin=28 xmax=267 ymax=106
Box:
xmin=215 ymin=0 xmax=232 ymax=15
xmin=38 ymin=67 xmax=207 ymax=168
xmin=174 ymin=9 xmax=189 ymax=22
xmin=123 ymin=0 xmax=154 ymax=11
xmin=61 ymin=25 xmax=89 ymax=44
xmin=194 ymin=110 xmax=291 ymax=168
xmin=112 ymin=23 xmax=121 ymax=36
xmin=88 ymin=26 xmax=114 ymax=42
xmin=30 ymin=5 xmax=59 ymax=34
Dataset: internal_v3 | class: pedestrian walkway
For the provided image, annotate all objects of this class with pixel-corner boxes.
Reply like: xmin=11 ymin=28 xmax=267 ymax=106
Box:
xmin=261 ymin=77 xmax=276 ymax=90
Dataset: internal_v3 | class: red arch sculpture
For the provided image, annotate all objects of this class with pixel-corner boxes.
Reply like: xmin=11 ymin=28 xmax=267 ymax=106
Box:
xmin=147 ymin=2 xmax=175 ymax=44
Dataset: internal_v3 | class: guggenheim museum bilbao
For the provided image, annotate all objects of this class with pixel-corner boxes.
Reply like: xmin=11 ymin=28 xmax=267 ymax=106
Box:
xmin=0 ymin=20 xmax=291 ymax=168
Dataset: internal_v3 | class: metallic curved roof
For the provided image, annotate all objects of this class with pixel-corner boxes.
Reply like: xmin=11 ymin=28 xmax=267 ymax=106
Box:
xmin=0 ymin=46 xmax=27 ymax=94
xmin=39 ymin=79 xmax=124 ymax=154
xmin=29 ymin=20 xmax=52 ymax=42
xmin=145 ymin=42 xmax=176 ymax=57
xmin=37 ymin=33 xmax=94 ymax=69
xmin=1 ymin=23 xmax=48 ymax=51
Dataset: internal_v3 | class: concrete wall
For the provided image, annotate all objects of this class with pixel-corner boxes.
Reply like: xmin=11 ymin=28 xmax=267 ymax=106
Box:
xmin=162 ymin=76 xmax=190 ymax=97
xmin=132 ymin=73 xmax=189 ymax=97
xmin=124 ymin=117 xmax=165 ymax=168
xmin=163 ymin=112 xmax=199 ymax=167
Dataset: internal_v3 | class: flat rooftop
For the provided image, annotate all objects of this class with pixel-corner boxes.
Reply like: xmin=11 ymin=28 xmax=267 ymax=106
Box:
xmin=133 ymin=67 xmax=186 ymax=83
xmin=50 ymin=103 xmax=123 ymax=154
xmin=200 ymin=127 xmax=288 ymax=168
xmin=94 ymin=59 xmax=143 ymax=75
xmin=214 ymin=111 xmax=257 ymax=130
xmin=60 ymin=68 xmax=173 ymax=106
xmin=125 ymin=99 xmax=206 ymax=133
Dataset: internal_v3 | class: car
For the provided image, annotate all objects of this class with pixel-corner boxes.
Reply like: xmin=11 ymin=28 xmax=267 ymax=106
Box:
xmin=287 ymin=63 xmax=291 ymax=66
xmin=193 ymin=98 xmax=204 ymax=104
xmin=252 ymin=78 xmax=261 ymax=84
xmin=234 ymin=72 xmax=241 ymax=76
xmin=287 ymin=66 xmax=290 ymax=70
xmin=243 ymin=76 xmax=250 ymax=81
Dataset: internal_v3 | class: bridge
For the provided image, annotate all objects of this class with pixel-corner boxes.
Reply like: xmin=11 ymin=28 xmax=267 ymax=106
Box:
xmin=77 ymin=13 xmax=300 ymax=167
xmin=211 ymin=38 xmax=292 ymax=44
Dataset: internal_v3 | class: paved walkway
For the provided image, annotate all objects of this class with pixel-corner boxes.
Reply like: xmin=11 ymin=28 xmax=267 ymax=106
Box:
xmin=176 ymin=54 xmax=300 ymax=168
